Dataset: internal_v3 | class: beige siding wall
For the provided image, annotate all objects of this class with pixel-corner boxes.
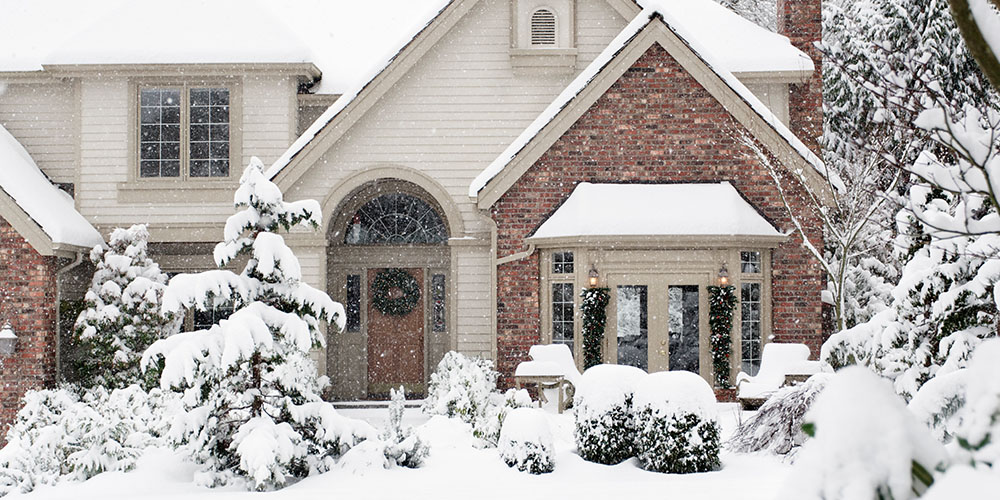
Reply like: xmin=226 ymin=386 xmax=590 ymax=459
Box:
xmin=283 ymin=0 xmax=629 ymax=358
xmin=0 ymin=82 xmax=78 ymax=185
xmin=242 ymin=76 xmax=298 ymax=166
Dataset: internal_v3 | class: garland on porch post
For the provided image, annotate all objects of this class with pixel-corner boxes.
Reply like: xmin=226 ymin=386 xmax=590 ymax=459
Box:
xmin=707 ymin=285 xmax=738 ymax=388
xmin=580 ymin=287 xmax=610 ymax=369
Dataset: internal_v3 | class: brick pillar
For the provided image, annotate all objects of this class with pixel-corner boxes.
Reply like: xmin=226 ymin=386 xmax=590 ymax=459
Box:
xmin=0 ymin=216 xmax=59 ymax=443
xmin=777 ymin=0 xmax=823 ymax=156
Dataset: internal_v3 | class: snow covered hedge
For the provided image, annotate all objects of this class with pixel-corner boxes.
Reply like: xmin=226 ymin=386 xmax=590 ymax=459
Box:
xmin=728 ymin=374 xmax=831 ymax=455
xmin=0 ymin=385 xmax=180 ymax=496
xmin=573 ymin=364 xmax=646 ymax=465
xmin=380 ymin=387 xmax=429 ymax=468
xmin=633 ymin=371 xmax=721 ymax=474
xmin=498 ymin=408 xmax=554 ymax=474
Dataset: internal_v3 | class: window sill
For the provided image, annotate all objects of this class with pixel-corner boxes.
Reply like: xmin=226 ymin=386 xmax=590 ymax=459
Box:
xmin=117 ymin=179 xmax=237 ymax=204
xmin=510 ymin=48 xmax=578 ymax=75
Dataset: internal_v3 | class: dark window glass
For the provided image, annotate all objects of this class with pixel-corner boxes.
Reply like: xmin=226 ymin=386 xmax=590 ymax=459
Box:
xmin=194 ymin=302 xmax=233 ymax=331
xmin=552 ymin=251 xmax=574 ymax=274
xmin=346 ymin=274 xmax=361 ymax=332
xmin=138 ymin=88 xmax=182 ymax=177
xmin=432 ymin=274 xmax=446 ymax=333
xmin=741 ymin=251 xmax=762 ymax=274
xmin=616 ymin=285 xmax=647 ymax=370
xmin=552 ymin=282 xmax=574 ymax=351
xmin=189 ymin=87 xmax=229 ymax=178
xmin=345 ymin=193 xmax=449 ymax=245
xmin=741 ymin=282 xmax=762 ymax=376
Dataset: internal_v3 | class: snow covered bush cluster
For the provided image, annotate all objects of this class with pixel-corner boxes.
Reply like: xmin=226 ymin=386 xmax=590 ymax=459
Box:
xmin=728 ymin=373 xmax=830 ymax=456
xmin=574 ymin=365 xmax=720 ymax=474
xmin=0 ymin=385 xmax=180 ymax=496
xmin=633 ymin=371 xmax=721 ymax=474
xmin=379 ymin=386 xmax=429 ymax=468
xmin=140 ymin=158 xmax=371 ymax=491
xmin=573 ymin=364 xmax=645 ymax=464
xmin=422 ymin=351 xmax=531 ymax=447
xmin=498 ymin=408 xmax=554 ymax=474
xmin=72 ymin=224 xmax=181 ymax=389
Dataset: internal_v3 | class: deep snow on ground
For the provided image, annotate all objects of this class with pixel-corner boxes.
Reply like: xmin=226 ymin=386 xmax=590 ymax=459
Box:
xmin=7 ymin=403 xmax=788 ymax=500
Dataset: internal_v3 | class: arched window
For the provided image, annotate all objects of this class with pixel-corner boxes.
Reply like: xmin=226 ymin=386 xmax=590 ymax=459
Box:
xmin=530 ymin=8 xmax=557 ymax=45
xmin=345 ymin=193 xmax=448 ymax=245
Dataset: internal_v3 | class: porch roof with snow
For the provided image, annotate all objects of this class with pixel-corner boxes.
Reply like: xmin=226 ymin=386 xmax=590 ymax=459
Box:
xmin=0 ymin=124 xmax=104 ymax=256
xmin=527 ymin=182 xmax=786 ymax=246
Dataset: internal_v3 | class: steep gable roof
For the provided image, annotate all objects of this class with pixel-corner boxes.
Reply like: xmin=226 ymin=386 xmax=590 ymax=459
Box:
xmin=470 ymin=5 xmax=841 ymax=208
xmin=0 ymin=124 xmax=103 ymax=255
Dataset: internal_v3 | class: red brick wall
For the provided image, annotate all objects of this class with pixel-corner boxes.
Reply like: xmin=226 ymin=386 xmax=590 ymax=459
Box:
xmin=777 ymin=0 xmax=823 ymax=155
xmin=0 ymin=216 xmax=59 ymax=441
xmin=490 ymin=44 xmax=824 ymax=385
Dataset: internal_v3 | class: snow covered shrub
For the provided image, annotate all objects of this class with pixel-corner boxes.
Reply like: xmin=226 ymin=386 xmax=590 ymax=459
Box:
xmin=498 ymin=408 xmax=554 ymax=474
xmin=573 ymin=364 xmax=646 ymax=465
xmin=423 ymin=351 xmax=498 ymax=423
xmin=471 ymin=388 xmax=532 ymax=447
xmin=728 ymin=373 xmax=831 ymax=456
xmin=950 ymin=339 xmax=1000 ymax=468
xmin=380 ymin=386 xmax=429 ymax=468
xmin=633 ymin=371 xmax=721 ymax=474
xmin=779 ymin=366 xmax=946 ymax=500
xmin=0 ymin=385 xmax=179 ymax=496
xmin=142 ymin=158 xmax=373 ymax=491
xmin=908 ymin=369 xmax=969 ymax=443
xmin=73 ymin=224 xmax=181 ymax=389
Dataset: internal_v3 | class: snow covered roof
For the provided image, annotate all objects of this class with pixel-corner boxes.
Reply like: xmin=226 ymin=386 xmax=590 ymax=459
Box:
xmin=470 ymin=4 xmax=837 ymax=199
xmin=529 ymin=182 xmax=784 ymax=240
xmin=0 ymin=124 xmax=104 ymax=250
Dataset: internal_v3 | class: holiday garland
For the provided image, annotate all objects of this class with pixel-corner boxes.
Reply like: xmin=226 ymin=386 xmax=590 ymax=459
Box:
xmin=372 ymin=268 xmax=421 ymax=316
xmin=580 ymin=287 xmax=610 ymax=369
xmin=707 ymin=285 xmax=738 ymax=388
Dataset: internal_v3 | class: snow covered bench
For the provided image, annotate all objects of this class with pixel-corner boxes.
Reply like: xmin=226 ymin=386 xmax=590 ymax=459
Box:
xmin=736 ymin=343 xmax=823 ymax=410
xmin=514 ymin=344 xmax=582 ymax=413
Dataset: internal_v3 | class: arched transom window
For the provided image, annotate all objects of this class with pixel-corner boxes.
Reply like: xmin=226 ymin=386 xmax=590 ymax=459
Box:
xmin=530 ymin=8 xmax=557 ymax=45
xmin=345 ymin=193 xmax=448 ymax=245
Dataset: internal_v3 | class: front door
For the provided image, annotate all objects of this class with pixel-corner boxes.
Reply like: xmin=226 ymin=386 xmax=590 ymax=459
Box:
xmin=608 ymin=273 xmax=709 ymax=380
xmin=367 ymin=268 xmax=424 ymax=398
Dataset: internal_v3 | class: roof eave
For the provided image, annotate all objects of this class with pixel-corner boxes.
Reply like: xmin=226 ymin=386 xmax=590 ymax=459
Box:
xmin=526 ymin=233 xmax=789 ymax=248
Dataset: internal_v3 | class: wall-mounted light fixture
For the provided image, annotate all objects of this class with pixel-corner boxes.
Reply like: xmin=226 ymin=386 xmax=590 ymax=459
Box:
xmin=717 ymin=264 xmax=730 ymax=286
xmin=588 ymin=267 xmax=600 ymax=288
xmin=0 ymin=323 xmax=17 ymax=357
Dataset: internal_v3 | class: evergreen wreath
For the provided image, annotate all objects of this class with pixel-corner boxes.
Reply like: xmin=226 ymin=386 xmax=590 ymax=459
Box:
xmin=707 ymin=285 xmax=738 ymax=388
xmin=372 ymin=268 xmax=421 ymax=316
xmin=580 ymin=287 xmax=610 ymax=369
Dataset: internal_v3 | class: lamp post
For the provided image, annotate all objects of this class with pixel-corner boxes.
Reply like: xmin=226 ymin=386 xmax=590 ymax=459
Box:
xmin=588 ymin=267 xmax=600 ymax=288
xmin=717 ymin=264 xmax=730 ymax=287
xmin=0 ymin=323 xmax=16 ymax=357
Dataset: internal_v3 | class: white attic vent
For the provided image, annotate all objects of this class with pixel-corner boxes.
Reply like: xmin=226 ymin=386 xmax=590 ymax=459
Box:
xmin=530 ymin=9 xmax=557 ymax=45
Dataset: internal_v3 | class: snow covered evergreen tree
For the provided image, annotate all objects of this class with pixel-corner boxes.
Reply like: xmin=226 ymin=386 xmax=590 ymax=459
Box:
xmin=142 ymin=157 xmax=372 ymax=490
xmin=73 ymin=224 xmax=180 ymax=389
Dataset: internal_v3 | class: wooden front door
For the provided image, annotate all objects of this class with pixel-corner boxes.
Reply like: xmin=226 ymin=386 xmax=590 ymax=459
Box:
xmin=367 ymin=268 xmax=424 ymax=397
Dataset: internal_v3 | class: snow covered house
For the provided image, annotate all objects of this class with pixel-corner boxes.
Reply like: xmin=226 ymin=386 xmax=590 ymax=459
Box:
xmin=0 ymin=0 xmax=828 ymax=416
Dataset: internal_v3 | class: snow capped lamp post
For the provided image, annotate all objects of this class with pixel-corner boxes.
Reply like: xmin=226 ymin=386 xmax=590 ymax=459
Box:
xmin=0 ymin=322 xmax=17 ymax=357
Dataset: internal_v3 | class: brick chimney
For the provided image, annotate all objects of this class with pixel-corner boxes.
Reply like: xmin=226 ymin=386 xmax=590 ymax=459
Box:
xmin=777 ymin=0 xmax=822 ymax=156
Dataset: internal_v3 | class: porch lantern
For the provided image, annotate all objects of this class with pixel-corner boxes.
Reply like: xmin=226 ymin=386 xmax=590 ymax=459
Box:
xmin=717 ymin=264 xmax=730 ymax=286
xmin=0 ymin=323 xmax=16 ymax=357
xmin=588 ymin=267 xmax=600 ymax=288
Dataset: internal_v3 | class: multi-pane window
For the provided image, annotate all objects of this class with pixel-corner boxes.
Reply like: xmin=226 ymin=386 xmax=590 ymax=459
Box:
xmin=741 ymin=251 xmax=761 ymax=274
xmin=345 ymin=274 xmax=361 ymax=333
xmin=552 ymin=282 xmax=574 ymax=350
xmin=194 ymin=302 xmax=234 ymax=331
xmin=741 ymin=282 xmax=762 ymax=376
xmin=552 ymin=251 xmax=574 ymax=274
xmin=432 ymin=274 xmax=446 ymax=333
xmin=139 ymin=86 xmax=230 ymax=178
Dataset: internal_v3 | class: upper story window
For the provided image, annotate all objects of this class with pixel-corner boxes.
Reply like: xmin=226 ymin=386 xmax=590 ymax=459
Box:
xmin=741 ymin=251 xmax=762 ymax=274
xmin=139 ymin=85 xmax=232 ymax=179
xmin=530 ymin=9 xmax=557 ymax=45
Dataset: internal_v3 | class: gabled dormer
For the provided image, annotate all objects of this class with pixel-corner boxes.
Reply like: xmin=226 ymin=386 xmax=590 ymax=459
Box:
xmin=510 ymin=0 xmax=578 ymax=74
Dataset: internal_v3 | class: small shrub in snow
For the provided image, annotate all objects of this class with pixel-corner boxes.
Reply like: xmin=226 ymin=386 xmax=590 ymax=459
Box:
xmin=471 ymin=388 xmax=533 ymax=447
xmin=142 ymin=158 xmax=372 ymax=491
xmin=779 ymin=366 xmax=946 ymax=500
xmin=0 ymin=385 xmax=180 ymax=496
xmin=423 ymin=351 xmax=498 ymax=423
xmin=380 ymin=387 xmax=429 ymax=468
xmin=728 ymin=373 xmax=830 ymax=455
xmin=633 ymin=371 xmax=721 ymax=474
xmin=498 ymin=408 xmax=554 ymax=474
xmin=908 ymin=369 xmax=969 ymax=443
xmin=573 ymin=364 xmax=646 ymax=465
xmin=951 ymin=339 xmax=1000 ymax=468
xmin=73 ymin=224 xmax=181 ymax=389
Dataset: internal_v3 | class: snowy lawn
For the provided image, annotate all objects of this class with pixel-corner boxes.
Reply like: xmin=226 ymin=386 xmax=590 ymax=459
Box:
xmin=6 ymin=403 xmax=791 ymax=500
